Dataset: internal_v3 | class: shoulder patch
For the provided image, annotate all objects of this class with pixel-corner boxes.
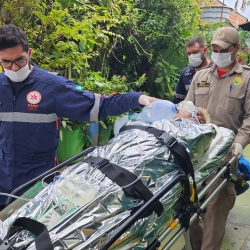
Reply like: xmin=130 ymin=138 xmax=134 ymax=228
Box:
xmin=182 ymin=66 xmax=192 ymax=73
xmin=75 ymin=85 xmax=85 ymax=91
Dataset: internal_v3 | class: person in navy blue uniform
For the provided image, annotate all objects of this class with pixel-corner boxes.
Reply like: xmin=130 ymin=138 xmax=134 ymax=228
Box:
xmin=0 ymin=24 xmax=157 ymax=210
xmin=173 ymin=37 xmax=213 ymax=104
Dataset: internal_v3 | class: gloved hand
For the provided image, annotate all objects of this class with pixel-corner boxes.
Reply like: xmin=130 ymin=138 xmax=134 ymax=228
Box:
xmin=138 ymin=95 xmax=159 ymax=109
xmin=231 ymin=142 xmax=243 ymax=158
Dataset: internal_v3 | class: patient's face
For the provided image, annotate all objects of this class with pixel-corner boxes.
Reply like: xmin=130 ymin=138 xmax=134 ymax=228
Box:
xmin=174 ymin=111 xmax=196 ymax=122
xmin=173 ymin=110 xmax=206 ymax=124
xmin=197 ymin=111 xmax=206 ymax=124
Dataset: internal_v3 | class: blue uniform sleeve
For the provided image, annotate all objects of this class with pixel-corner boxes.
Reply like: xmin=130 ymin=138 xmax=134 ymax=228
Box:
xmin=173 ymin=71 xmax=187 ymax=104
xmin=55 ymin=76 xmax=141 ymax=121
xmin=98 ymin=92 xmax=141 ymax=120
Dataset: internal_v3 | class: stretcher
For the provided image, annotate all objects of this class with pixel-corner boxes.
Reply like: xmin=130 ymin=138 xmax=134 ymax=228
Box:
xmin=0 ymin=118 xmax=241 ymax=250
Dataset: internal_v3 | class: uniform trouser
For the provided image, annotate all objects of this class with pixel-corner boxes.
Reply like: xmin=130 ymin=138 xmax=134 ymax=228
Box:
xmin=190 ymin=153 xmax=237 ymax=250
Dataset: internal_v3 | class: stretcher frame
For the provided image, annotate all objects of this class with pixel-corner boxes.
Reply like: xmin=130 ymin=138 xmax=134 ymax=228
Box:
xmin=4 ymin=147 xmax=238 ymax=250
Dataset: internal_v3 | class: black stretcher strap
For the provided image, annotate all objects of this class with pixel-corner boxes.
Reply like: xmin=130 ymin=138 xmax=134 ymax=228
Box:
xmin=120 ymin=125 xmax=198 ymax=202
xmin=0 ymin=217 xmax=53 ymax=250
xmin=84 ymin=156 xmax=164 ymax=216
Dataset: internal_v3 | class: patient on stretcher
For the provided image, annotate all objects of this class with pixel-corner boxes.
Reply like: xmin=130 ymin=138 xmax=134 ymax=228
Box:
xmin=142 ymin=100 xmax=210 ymax=124
xmin=0 ymin=100 xmax=236 ymax=250
xmin=140 ymin=100 xmax=249 ymax=196
xmin=146 ymin=100 xmax=249 ymax=187
xmin=114 ymin=100 xmax=210 ymax=136
xmin=173 ymin=106 xmax=210 ymax=124
xmin=116 ymin=100 xmax=249 ymax=195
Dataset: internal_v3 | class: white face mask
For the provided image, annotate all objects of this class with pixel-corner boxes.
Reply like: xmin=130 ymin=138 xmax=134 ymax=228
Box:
xmin=188 ymin=53 xmax=203 ymax=67
xmin=4 ymin=63 xmax=31 ymax=82
xmin=211 ymin=48 xmax=236 ymax=68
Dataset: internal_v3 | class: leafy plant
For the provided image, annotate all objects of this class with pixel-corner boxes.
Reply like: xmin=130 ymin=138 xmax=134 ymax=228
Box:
xmin=152 ymin=57 xmax=180 ymax=100
xmin=0 ymin=0 xmax=208 ymax=144
xmin=195 ymin=21 xmax=250 ymax=65
xmin=60 ymin=118 xmax=92 ymax=146
xmin=79 ymin=71 xmax=146 ymax=127
xmin=0 ymin=0 xmax=34 ymax=26
xmin=0 ymin=0 xmax=203 ymax=99
xmin=60 ymin=71 xmax=146 ymax=144
xmin=238 ymin=29 xmax=250 ymax=65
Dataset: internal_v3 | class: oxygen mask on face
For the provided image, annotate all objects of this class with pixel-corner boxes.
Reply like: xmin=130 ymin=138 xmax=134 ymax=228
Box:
xmin=176 ymin=101 xmax=198 ymax=114
xmin=114 ymin=100 xmax=199 ymax=132
xmin=139 ymin=100 xmax=199 ymax=123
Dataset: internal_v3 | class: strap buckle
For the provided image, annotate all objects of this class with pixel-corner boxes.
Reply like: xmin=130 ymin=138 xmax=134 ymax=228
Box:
xmin=84 ymin=156 xmax=109 ymax=169
xmin=95 ymin=158 xmax=110 ymax=169
xmin=0 ymin=240 xmax=10 ymax=250
xmin=157 ymin=132 xmax=177 ymax=148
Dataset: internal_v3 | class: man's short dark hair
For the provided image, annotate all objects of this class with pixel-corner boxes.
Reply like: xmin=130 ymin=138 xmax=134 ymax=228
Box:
xmin=186 ymin=36 xmax=205 ymax=49
xmin=0 ymin=24 xmax=29 ymax=52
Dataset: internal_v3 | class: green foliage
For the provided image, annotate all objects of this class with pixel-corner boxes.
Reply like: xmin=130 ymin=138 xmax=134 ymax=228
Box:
xmin=72 ymin=71 xmax=146 ymax=94
xmin=238 ymin=30 xmax=250 ymax=65
xmin=26 ymin=1 xmax=101 ymax=78
xmin=0 ymin=0 xmax=207 ymax=141
xmin=195 ymin=20 xmax=231 ymax=45
xmin=152 ymin=57 xmax=180 ymax=100
xmin=195 ymin=21 xmax=250 ymax=65
xmin=1 ymin=0 xmax=202 ymax=99
xmin=108 ymin=0 xmax=202 ymax=92
xmin=60 ymin=117 xmax=92 ymax=146
xmin=62 ymin=71 xmax=146 ymax=133
xmin=77 ymin=71 xmax=146 ymax=126
xmin=0 ymin=0 xmax=34 ymax=26
xmin=239 ymin=30 xmax=250 ymax=49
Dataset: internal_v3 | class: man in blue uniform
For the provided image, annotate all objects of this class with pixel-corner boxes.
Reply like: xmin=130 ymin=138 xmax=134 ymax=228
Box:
xmin=173 ymin=37 xmax=213 ymax=104
xmin=0 ymin=24 xmax=157 ymax=210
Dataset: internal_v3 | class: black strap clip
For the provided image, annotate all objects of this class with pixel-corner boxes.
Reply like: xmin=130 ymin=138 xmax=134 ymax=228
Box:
xmin=157 ymin=132 xmax=177 ymax=148
xmin=95 ymin=158 xmax=110 ymax=169
xmin=84 ymin=156 xmax=109 ymax=169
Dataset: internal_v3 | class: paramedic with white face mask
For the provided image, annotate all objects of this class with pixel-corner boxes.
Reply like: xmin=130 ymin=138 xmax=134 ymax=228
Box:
xmin=173 ymin=36 xmax=213 ymax=104
xmin=0 ymin=24 xmax=158 ymax=211
xmin=185 ymin=26 xmax=250 ymax=250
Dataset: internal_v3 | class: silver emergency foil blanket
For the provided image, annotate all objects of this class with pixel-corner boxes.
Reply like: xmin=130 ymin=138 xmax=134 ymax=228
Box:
xmin=0 ymin=118 xmax=234 ymax=249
